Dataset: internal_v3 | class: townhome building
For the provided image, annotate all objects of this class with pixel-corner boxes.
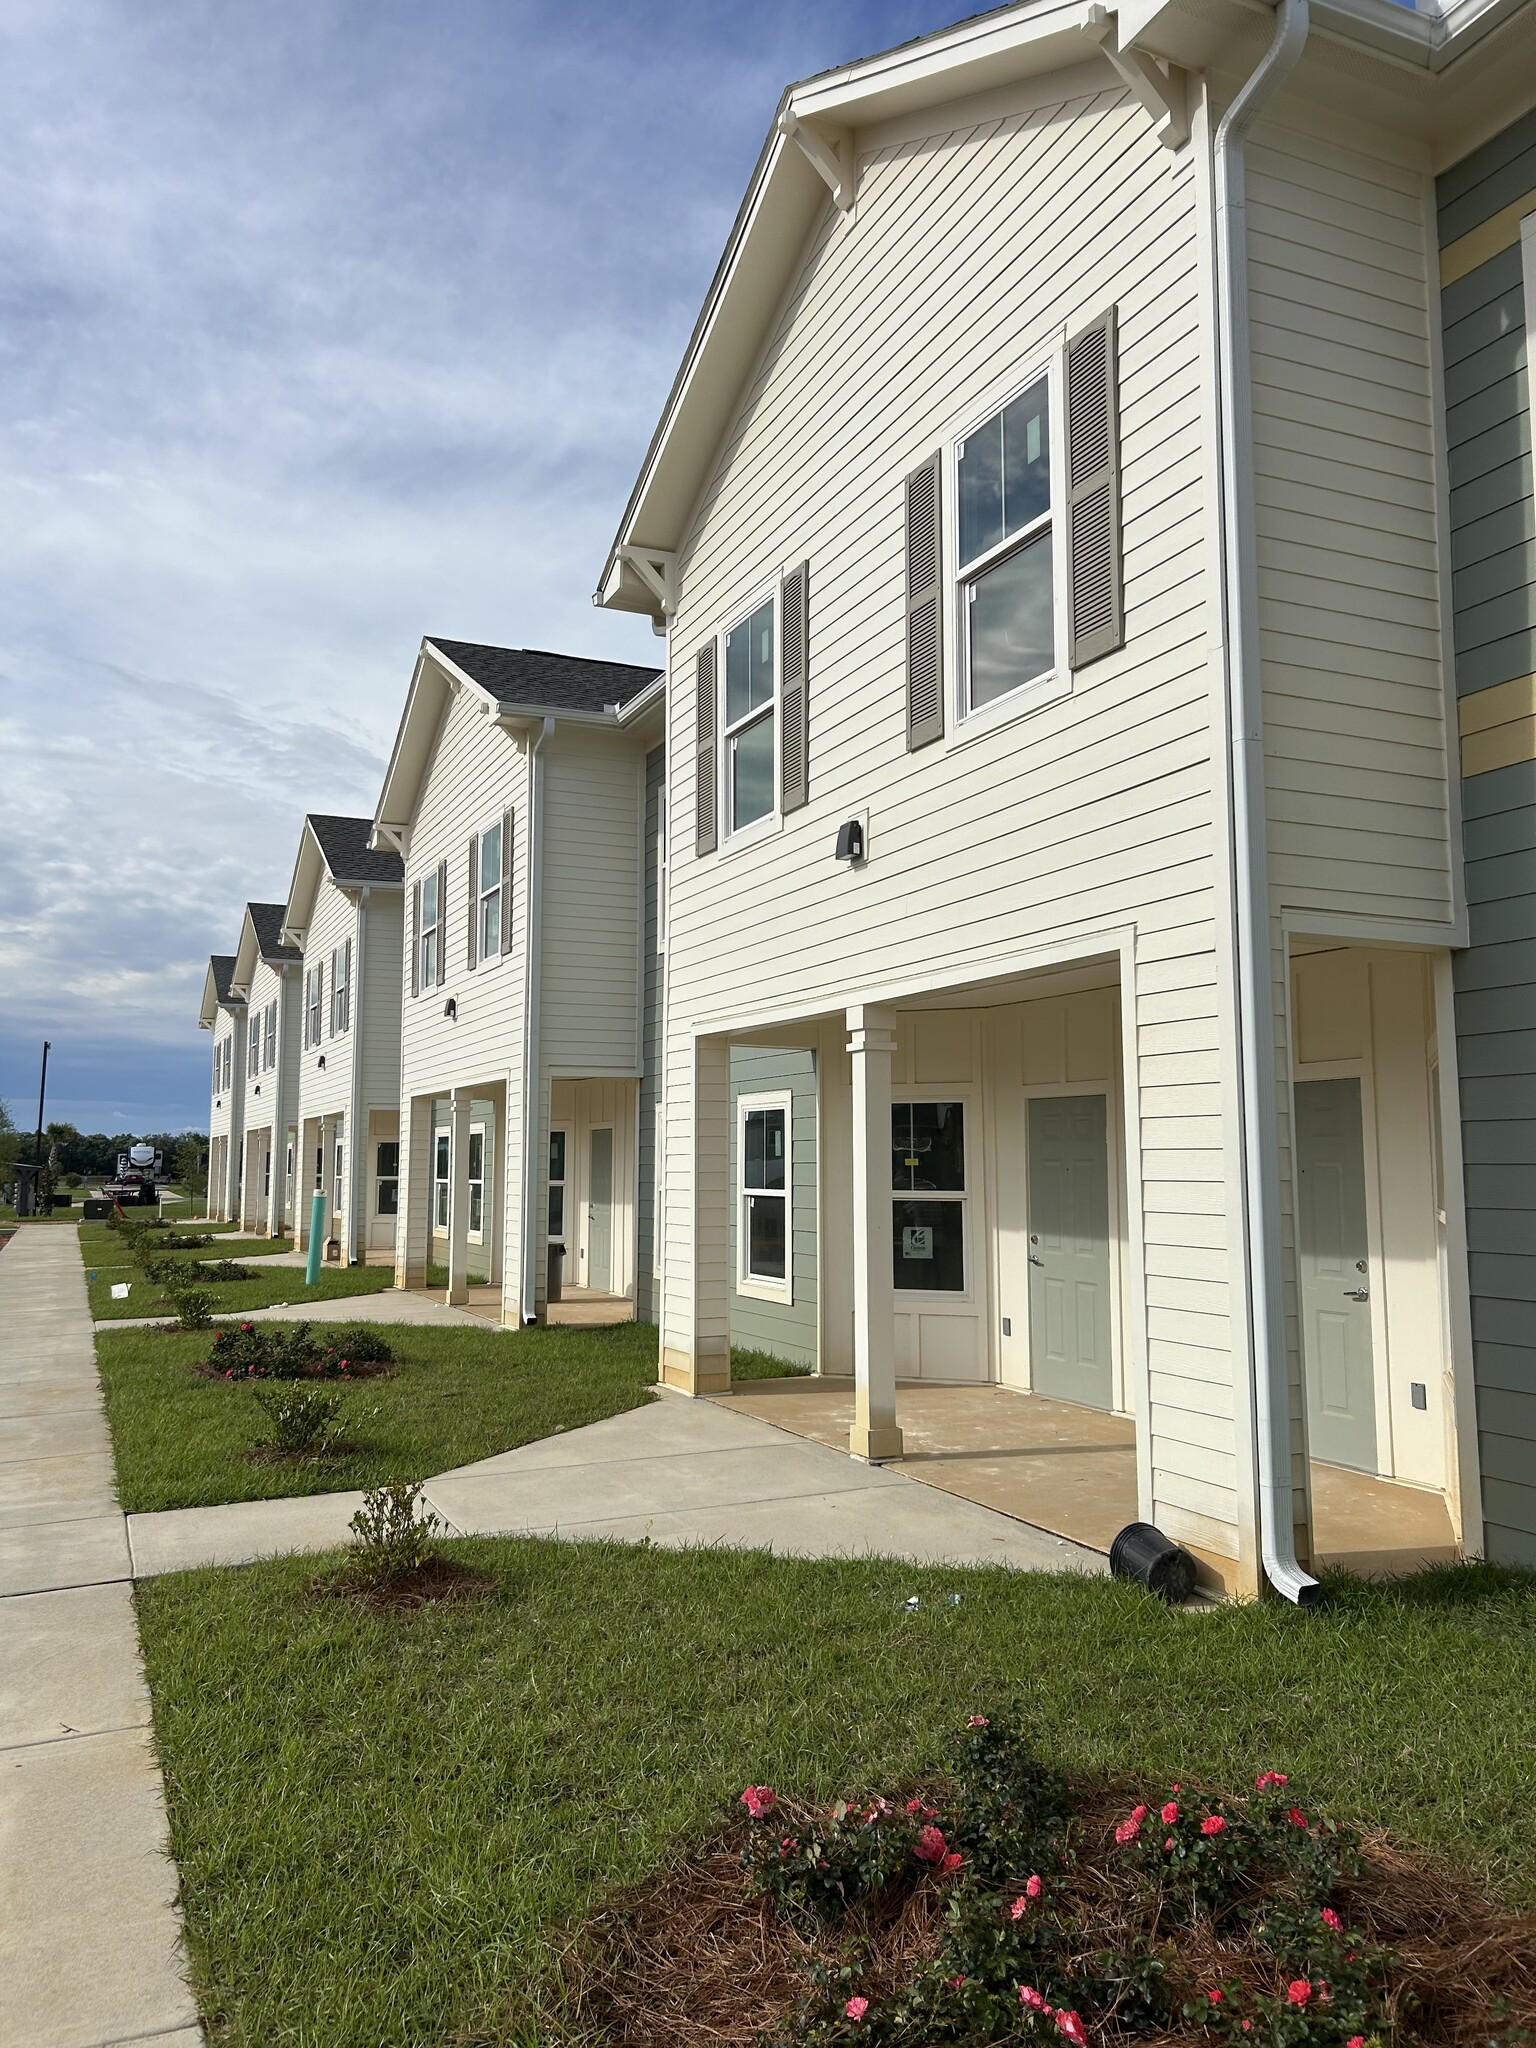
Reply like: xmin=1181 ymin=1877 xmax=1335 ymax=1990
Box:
xmin=599 ymin=0 xmax=1536 ymax=1594
xmin=228 ymin=902 xmax=302 ymax=1238
xmin=199 ymin=953 xmax=245 ymax=1222
xmin=279 ymin=814 xmax=405 ymax=1264
xmin=371 ymin=638 xmax=662 ymax=1321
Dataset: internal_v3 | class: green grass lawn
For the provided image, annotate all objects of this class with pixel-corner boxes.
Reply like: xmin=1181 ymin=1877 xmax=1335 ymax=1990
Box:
xmin=134 ymin=1546 xmax=1536 ymax=2048
xmin=81 ymin=1230 xmax=296 ymax=1271
xmin=98 ymin=1320 xmax=660 ymax=1511
xmin=87 ymin=1260 xmax=396 ymax=1322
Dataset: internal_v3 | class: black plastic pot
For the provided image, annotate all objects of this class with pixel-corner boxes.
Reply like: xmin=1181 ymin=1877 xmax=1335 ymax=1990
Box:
xmin=1109 ymin=1522 xmax=1198 ymax=1604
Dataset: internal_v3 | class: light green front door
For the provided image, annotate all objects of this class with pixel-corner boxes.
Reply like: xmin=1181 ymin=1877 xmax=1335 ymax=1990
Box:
xmin=1295 ymin=1077 xmax=1376 ymax=1473
xmin=587 ymin=1127 xmax=614 ymax=1293
xmin=1027 ymin=1094 xmax=1113 ymax=1411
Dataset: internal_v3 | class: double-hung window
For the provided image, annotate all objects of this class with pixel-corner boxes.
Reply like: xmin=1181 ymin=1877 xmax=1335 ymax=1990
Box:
xmin=723 ymin=595 xmax=776 ymax=835
xmin=264 ymin=999 xmax=277 ymax=1069
xmin=433 ymin=1130 xmax=450 ymax=1231
xmin=420 ymin=869 xmax=440 ymax=990
xmin=956 ymin=372 xmax=1056 ymax=715
xmin=477 ymin=823 xmax=502 ymax=961
xmin=248 ymin=1012 xmax=261 ymax=1075
xmin=892 ymin=1101 xmax=967 ymax=1293
xmin=222 ymin=1038 xmax=231 ymax=1090
xmin=213 ymin=1042 xmax=221 ymax=1093
xmin=467 ymin=1127 xmax=485 ymax=1237
xmin=547 ymin=1130 xmax=567 ymax=1241
xmin=330 ymin=943 xmax=349 ymax=1034
xmin=738 ymin=1094 xmax=790 ymax=1296
xmin=376 ymin=1141 xmax=399 ymax=1217
xmin=306 ymin=968 xmax=322 ymax=1048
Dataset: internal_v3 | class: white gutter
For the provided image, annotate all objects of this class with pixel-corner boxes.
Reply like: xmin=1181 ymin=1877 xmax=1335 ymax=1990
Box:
xmin=519 ymin=716 xmax=556 ymax=1324
xmin=347 ymin=887 xmax=369 ymax=1266
xmin=1212 ymin=0 xmax=1320 ymax=1606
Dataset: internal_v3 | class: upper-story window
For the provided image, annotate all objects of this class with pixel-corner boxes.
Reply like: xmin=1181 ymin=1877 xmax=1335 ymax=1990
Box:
xmin=305 ymin=967 xmax=323 ymax=1048
xmin=264 ymin=999 xmax=277 ymax=1068
xmin=420 ymin=868 xmax=440 ymax=990
xmin=477 ymin=823 xmax=502 ymax=961
xmin=955 ymin=371 xmax=1056 ymax=715
xmin=330 ymin=941 xmax=350 ymax=1034
xmin=213 ymin=1041 xmax=221 ymax=1093
xmin=222 ymin=1037 xmax=231 ymax=1090
xmin=723 ymin=595 xmax=776 ymax=835
xmin=248 ymin=1012 xmax=261 ymax=1074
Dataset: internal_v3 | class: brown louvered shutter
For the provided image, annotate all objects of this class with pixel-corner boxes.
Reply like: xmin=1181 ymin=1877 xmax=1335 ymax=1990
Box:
xmin=779 ymin=560 xmax=809 ymax=813
xmin=1065 ymin=307 xmax=1123 ymax=667
xmin=410 ymin=882 xmax=420 ymax=999
xmin=466 ymin=834 xmax=479 ymax=971
xmin=500 ymin=808 xmax=514 ymax=954
xmin=905 ymin=454 xmax=943 ymax=750
xmin=435 ymin=858 xmax=448 ymax=986
xmin=695 ymin=641 xmax=718 ymax=856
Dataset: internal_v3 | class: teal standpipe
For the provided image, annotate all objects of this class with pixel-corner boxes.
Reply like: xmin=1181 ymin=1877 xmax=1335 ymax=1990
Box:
xmin=305 ymin=1191 xmax=327 ymax=1287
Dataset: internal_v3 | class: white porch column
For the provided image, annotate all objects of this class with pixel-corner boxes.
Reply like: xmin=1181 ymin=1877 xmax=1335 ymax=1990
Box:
xmin=446 ymin=1087 xmax=472 ymax=1306
xmin=396 ymin=1097 xmax=432 ymax=1289
xmin=847 ymin=1003 xmax=902 ymax=1463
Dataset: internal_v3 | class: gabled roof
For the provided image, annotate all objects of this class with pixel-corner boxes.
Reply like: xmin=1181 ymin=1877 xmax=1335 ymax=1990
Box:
xmin=596 ymin=0 xmax=1534 ymax=615
xmin=373 ymin=637 xmax=665 ymax=844
xmin=231 ymin=900 xmax=300 ymax=997
xmin=426 ymin=641 xmax=660 ymax=716
xmin=199 ymin=954 xmax=243 ymax=1030
xmin=283 ymin=814 xmax=404 ymax=945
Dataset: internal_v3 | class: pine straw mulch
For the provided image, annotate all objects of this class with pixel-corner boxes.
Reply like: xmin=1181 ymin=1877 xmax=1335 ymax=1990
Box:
xmin=563 ymin=1781 xmax=1536 ymax=2048
xmin=312 ymin=1556 xmax=498 ymax=1613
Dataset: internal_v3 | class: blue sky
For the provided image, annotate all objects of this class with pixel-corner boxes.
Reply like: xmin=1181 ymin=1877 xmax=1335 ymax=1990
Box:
xmin=0 ymin=0 xmax=969 ymax=1134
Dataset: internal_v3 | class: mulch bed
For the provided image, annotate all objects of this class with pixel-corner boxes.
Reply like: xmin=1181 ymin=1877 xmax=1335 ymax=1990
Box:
xmin=565 ymin=1782 xmax=1536 ymax=2048
xmin=315 ymin=1556 xmax=498 ymax=1614
xmin=193 ymin=1359 xmax=394 ymax=1382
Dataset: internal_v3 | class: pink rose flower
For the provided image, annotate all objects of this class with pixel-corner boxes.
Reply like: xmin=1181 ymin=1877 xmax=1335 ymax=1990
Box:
xmin=1114 ymin=1818 xmax=1140 ymax=1845
xmin=1347 ymin=2038 xmax=1365 ymax=2048
xmin=913 ymin=1824 xmax=948 ymax=1864
xmin=1130 ymin=1804 xmax=1148 ymax=1822
xmin=1321 ymin=1907 xmax=1343 ymax=1932
xmin=1201 ymin=1815 xmax=1227 ymax=1836
xmin=845 ymin=1995 xmax=869 ymax=2021
xmin=739 ymin=1785 xmax=776 ymax=1819
xmin=1055 ymin=2010 xmax=1088 ymax=2047
xmin=1026 ymin=1872 xmax=1043 ymax=1897
xmin=1010 ymin=1895 xmax=1031 ymax=1919
xmin=941 ymin=1851 xmax=964 ymax=1872
xmin=1287 ymin=1980 xmax=1313 ymax=2007
xmin=1160 ymin=1801 xmax=1179 ymax=1825
xmin=1256 ymin=1770 xmax=1289 ymax=1790
xmin=1207 ymin=1988 xmax=1224 ymax=2004
xmin=1019 ymin=1985 xmax=1051 ymax=2013
xmin=967 ymin=1714 xmax=989 ymax=1727
xmin=1288 ymin=1806 xmax=1309 ymax=1828
xmin=947 ymin=1974 xmax=966 ymax=1989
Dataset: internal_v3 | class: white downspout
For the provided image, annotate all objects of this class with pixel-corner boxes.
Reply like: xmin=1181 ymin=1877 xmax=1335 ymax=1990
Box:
xmin=1213 ymin=0 xmax=1319 ymax=1604
xmin=519 ymin=717 xmax=556 ymax=1324
xmin=347 ymin=888 xmax=368 ymax=1266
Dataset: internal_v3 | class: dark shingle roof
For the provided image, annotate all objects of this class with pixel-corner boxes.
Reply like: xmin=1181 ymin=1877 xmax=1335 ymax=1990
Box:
xmin=427 ymin=640 xmax=661 ymax=715
xmin=249 ymin=902 xmax=301 ymax=963
xmin=308 ymin=814 xmax=404 ymax=885
xmin=208 ymin=954 xmax=239 ymax=1005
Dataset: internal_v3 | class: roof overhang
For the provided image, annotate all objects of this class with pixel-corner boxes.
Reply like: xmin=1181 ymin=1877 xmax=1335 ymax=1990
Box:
xmin=596 ymin=0 xmax=1536 ymax=615
xmin=230 ymin=911 xmax=262 ymax=1000
xmin=199 ymin=960 xmax=241 ymax=1031
xmin=282 ymin=824 xmax=327 ymax=949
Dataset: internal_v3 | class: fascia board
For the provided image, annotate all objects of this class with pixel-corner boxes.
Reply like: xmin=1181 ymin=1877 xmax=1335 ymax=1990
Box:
xmin=374 ymin=647 xmax=448 ymax=834
xmin=230 ymin=915 xmax=259 ymax=998
xmin=792 ymin=0 xmax=1100 ymax=124
xmin=282 ymin=823 xmax=324 ymax=946
xmin=616 ymin=673 xmax=666 ymax=726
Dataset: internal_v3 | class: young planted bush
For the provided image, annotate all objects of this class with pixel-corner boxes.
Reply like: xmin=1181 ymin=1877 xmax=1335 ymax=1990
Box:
xmin=251 ymin=1384 xmax=346 ymax=1458
xmin=168 ymin=1285 xmax=217 ymax=1331
xmin=345 ymin=1481 xmax=443 ymax=1588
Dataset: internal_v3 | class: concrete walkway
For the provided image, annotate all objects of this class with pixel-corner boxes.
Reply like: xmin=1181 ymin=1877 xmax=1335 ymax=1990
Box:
xmin=127 ymin=1393 xmax=1106 ymax=1579
xmin=0 ymin=1228 xmax=202 ymax=2048
xmin=97 ymin=1286 xmax=494 ymax=1335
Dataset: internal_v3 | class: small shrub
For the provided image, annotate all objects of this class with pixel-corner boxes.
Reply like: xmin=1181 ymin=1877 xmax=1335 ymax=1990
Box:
xmin=324 ymin=1323 xmax=394 ymax=1366
xmin=345 ymin=1481 xmax=443 ymax=1587
xmin=205 ymin=1321 xmax=391 ymax=1381
xmin=251 ymin=1384 xmax=346 ymax=1458
xmin=160 ymin=1231 xmax=213 ymax=1251
xmin=169 ymin=1285 xmax=216 ymax=1331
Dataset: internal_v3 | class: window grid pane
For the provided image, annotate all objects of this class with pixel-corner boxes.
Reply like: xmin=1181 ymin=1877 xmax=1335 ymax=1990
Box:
xmin=730 ymin=711 xmax=775 ymax=830
xmin=724 ymin=599 xmax=775 ymax=728
xmin=967 ymin=529 xmax=1054 ymax=709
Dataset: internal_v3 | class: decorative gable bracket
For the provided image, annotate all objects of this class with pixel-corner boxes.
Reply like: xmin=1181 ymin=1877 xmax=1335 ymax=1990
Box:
xmin=778 ymin=111 xmax=855 ymax=211
xmin=616 ymin=545 xmax=678 ymax=617
xmin=1081 ymin=6 xmax=1189 ymax=151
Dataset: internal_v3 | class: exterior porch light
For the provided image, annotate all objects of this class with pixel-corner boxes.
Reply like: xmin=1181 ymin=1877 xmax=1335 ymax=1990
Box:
xmin=834 ymin=818 xmax=865 ymax=863
xmin=443 ymin=998 xmax=457 ymax=1020
xmin=316 ymin=1055 xmax=326 ymax=1070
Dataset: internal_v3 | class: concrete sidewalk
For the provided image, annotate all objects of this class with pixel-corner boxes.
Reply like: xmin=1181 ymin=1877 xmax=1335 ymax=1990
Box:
xmin=0 ymin=1227 xmax=203 ymax=2048
xmin=127 ymin=1391 xmax=1106 ymax=1579
xmin=97 ymin=1285 xmax=495 ymax=1335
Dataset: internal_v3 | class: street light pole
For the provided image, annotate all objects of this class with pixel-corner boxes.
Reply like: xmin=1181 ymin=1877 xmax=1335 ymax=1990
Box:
xmin=33 ymin=1040 xmax=50 ymax=1165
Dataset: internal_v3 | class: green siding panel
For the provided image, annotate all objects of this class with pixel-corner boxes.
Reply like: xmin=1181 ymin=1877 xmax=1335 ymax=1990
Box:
xmin=1462 ymin=759 xmax=1536 ymax=819
xmin=1468 ymin=893 xmax=1536 ymax=945
xmin=1473 ymin=1295 xmax=1536 ymax=1347
xmin=1467 ymin=1251 xmax=1536 ymax=1301
xmin=1462 ymin=1163 xmax=1536 ymax=1211
xmin=1450 ymin=454 xmax=1534 ymax=535
xmin=1441 ymin=253 xmax=1525 ymax=363
xmin=1461 ymin=1120 xmax=1536 ymax=1166
xmin=1462 ymin=1202 xmax=1536 ymax=1251
xmin=1452 ymin=936 xmax=1536 ymax=990
xmin=1451 ymin=492 xmax=1534 ymax=576
xmin=1460 ymin=1074 xmax=1536 ymax=1120
xmin=1453 ymin=536 xmax=1536 ymax=612
xmin=1473 ymin=1340 xmax=1536 ymax=1394
xmin=1455 ymin=984 xmax=1536 ymax=1035
xmin=1478 ymin=1386 xmax=1536 ymax=1446
xmin=1437 ymin=106 xmax=1536 ymax=233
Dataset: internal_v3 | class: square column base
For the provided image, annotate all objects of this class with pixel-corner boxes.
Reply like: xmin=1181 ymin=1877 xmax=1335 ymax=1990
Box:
xmin=849 ymin=1422 xmax=904 ymax=1463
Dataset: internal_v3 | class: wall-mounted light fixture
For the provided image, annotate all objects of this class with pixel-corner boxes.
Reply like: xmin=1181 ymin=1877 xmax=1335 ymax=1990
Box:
xmin=834 ymin=818 xmax=865 ymax=864
xmin=317 ymin=1054 xmax=326 ymax=1070
xmin=253 ymin=1084 xmax=261 ymax=1096
xmin=444 ymin=998 xmax=458 ymax=1021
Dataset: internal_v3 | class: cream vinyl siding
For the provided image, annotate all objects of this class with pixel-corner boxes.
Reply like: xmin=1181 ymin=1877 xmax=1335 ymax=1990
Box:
xmin=296 ymin=874 xmax=358 ymax=1130
xmin=660 ymin=76 xmax=1245 ymax=1562
xmin=399 ymin=683 xmax=531 ymax=1299
xmin=1247 ymin=115 xmax=1455 ymax=926
xmin=359 ymin=890 xmax=404 ymax=1112
xmin=541 ymin=727 xmax=644 ymax=1077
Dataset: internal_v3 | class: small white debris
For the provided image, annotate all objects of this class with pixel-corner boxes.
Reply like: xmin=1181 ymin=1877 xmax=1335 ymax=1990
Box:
xmin=110 ymin=1283 xmax=130 ymax=1300
xmin=904 ymin=1595 xmax=921 ymax=1610
xmin=948 ymin=1592 xmax=963 ymax=1605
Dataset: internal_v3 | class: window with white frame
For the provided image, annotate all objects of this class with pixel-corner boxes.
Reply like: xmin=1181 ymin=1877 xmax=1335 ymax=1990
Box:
xmin=330 ymin=943 xmax=349 ymax=1034
xmin=264 ymin=999 xmax=277 ymax=1069
xmin=333 ymin=1135 xmax=345 ymax=1218
xmin=722 ymin=594 xmax=776 ymax=834
xmin=956 ymin=372 xmax=1056 ymax=714
xmin=477 ymin=822 xmax=503 ymax=961
xmin=376 ymin=1140 xmax=399 ymax=1216
xmin=249 ymin=1012 xmax=261 ymax=1073
xmin=738 ymin=1094 xmax=790 ymax=1294
xmin=891 ymin=1101 xmax=967 ymax=1293
xmin=433 ymin=1129 xmax=450 ymax=1231
xmin=222 ymin=1038 xmax=231 ymax=1090
xmin=420 ymin=869 xmax=440 ymax=990
xmin=305 ymin=968 xmax=322 ymax=1048
xmin=467 ymin=1127 xmax=485 ymax=1237
xmin=213 ymin=1042 xmax=221 ymax=1093
xmin=547 ymin=1129 xmax=567 ymax=1241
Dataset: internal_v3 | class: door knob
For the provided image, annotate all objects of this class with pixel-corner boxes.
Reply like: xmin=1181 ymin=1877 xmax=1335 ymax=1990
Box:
xmin=1029 ymin=1254 xmax=1044 ymax=1267
xmin=1344 ymin=1287 xmax=1368 ymax=1302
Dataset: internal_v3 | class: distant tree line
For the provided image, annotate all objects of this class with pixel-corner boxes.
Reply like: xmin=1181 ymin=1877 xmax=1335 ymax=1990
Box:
xmin=0 ymin=1105 xmax=208 ymax=1193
